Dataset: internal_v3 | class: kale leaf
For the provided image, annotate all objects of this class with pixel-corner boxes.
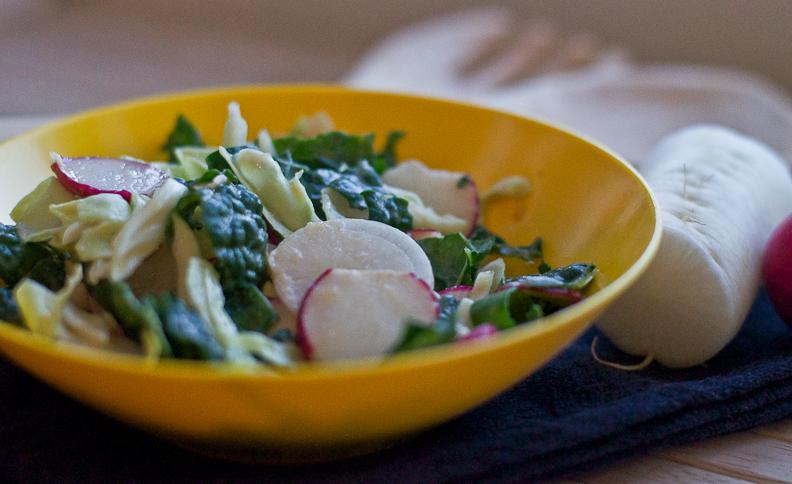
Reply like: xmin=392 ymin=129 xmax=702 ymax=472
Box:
xmin=417 ymin=233 xmax=491 ymax=291
xmin=469 ymin=226 xmax=544 ymax=264
xmin=274 ymin=131 xmax=376 ymax=171
xmin=505 ymin=263 xmax=597 ymax=290
xmin=392 ymin=295 xmax=459 ymax=353
xmin=0 ymin=288 xmax=21 ymax=324
xmin=223 ymin=282 xmax=278 ymax=333
xmin=372 ymin=130 xmax=404 ymax=174
xmin=176 ymin=183 xmax=269 ymax=288
xmin=91 ymin=280 xmax=173 ymax=357
xmin=148 ymin=292 xmax=224 ymax=361
xmin=163 ymin=115 xmax=204 ymax=162
xmin=0 ymin=223 xmax=66 ymax=291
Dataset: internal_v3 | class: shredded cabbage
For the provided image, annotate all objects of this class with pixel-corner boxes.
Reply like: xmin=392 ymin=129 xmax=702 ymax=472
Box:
xmin=110 ymin=179 xmax=187 ymax=281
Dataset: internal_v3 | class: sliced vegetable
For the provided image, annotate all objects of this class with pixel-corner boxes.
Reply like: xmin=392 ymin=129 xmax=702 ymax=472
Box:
xmin=269 ymin=219 xmax=431 ymax=311
xmin=110 ymin=179 xmax=187 ymax=281
xmin=14 ymin=262 xmax=82 ymax=338
xmin=223 ymin=282 xmax=278 ymax=334
xmin=297 ymin=269 xmax=437 ymax=360
xmin=222 ymin=102 xmax=248 ymax=147
xmin=458 ymin=323 xmax=497 ymax=342
xmin=382 ymin=160 xmax=479 ymax=235
xmin=505 ymin=263 xmax=597 ymax=290
xmin=148 ymin=292 xmax=224 ymax=361
xmin=391 ymin=294 xmax=459 ymax=353
xmin=183 ymin=257 xmax=253 ymax=363
xmin=469 ymin=287 xmax=535 ymax=330
xmin=0 ymin=288 xmax=21 ymax=324
xmin=51 ymin=153 xmax=168 ymax=201
xmin=0 ymin=223 xmax=66 ymax=291
xmin=232 ymin=149 xmax=319 ymax=234
xmin=10 ymin=177 xmax=76 ymax=241
xmin=175 ymin=181 xmax=269 ymax=288
xmin=162 ymin=114 xmax=204 ymax=162
xmin=91 ymin=279 xmax=173 ymax=358
xmin=417 ymin=233 xmax=492 ymax=291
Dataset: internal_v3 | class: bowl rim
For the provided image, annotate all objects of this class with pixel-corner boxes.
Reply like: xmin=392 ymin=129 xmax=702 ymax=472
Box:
xmin=0 ymin=84 xmax=662 ymax=381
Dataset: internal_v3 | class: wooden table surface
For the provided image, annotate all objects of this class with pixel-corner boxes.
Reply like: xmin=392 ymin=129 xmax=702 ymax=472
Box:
xmin=2 ymin=1 xmax=791 ymax=481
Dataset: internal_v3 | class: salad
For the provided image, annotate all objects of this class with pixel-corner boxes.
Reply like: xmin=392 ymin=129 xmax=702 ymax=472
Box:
xmin=0 ymin=103 xmax=596 ymax=367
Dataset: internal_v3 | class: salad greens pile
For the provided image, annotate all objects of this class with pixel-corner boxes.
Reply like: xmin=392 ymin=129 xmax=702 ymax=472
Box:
xmin=0 ymin=104 xmax=597 ymax=366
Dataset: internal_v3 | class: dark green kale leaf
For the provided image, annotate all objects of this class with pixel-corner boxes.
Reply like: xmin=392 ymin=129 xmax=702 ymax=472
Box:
xmin=299 ymin=161 xmax=412 ymax=231
xmin=0 ymin=223 xmax=66 ymax=291
xmin=469 ymin=226 xmax=544 ymax=264
xmin=204 ymin=144 xmax=258 ymax=173
xmin=274 ymin=131 xmax=376 ymax=171
xmin=176 ymin=183 xmax=269 ymax=288
xmin=372 ymin=130 xmax=404 ymax=174
xmin=417 ymin=233 xmax=492 ymax=291
xmin=505 ymin=263 xmax=597 ymax=290
xmin=469 ymin=287 xmax=538 ymax=330
xmin=223 ymin=282 xmax=278 ymax=333
xmin=91 ymin=280 xmax=173 ymax=357
xmin=392 ymin=295 xmax=459 ymax=353
xmin=148 ymin=293 xmax=224 ymax=361
xmin=163 ymin=115 xmax=204 ymax=162
xmin=0 ymin=288 xmax=21 ymax=325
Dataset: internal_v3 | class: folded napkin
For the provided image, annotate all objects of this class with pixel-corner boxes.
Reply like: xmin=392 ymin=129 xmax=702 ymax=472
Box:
xmin=0 ymin=291 xmax=789 ymax=482
xmin=346 ymin=8 xmax=792 ymax=164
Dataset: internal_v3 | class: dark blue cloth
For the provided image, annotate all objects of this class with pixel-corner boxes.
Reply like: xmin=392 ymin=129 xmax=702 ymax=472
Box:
xmin=1 ymin=290 xmax=791 ymax=483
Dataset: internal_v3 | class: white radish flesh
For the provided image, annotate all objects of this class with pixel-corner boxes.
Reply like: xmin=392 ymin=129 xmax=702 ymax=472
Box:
xmin=297 ymin=269 xmax=437 ymax=360
xmin=328 ymin=219 xmax=434 ymax=287
xmin=383 ymin=160 xmax=479 ymax=235
xmin=268 ymin=221 xmax=431 ymax=312
xmin=598 ymin=125 xmax=792 ymax=368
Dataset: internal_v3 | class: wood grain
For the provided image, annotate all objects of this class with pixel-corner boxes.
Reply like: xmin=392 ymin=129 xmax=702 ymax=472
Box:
xmin=659 ymin=433 xmax=792 ymax=482
xmin=579 ymin=456 xmax=751 ymax=484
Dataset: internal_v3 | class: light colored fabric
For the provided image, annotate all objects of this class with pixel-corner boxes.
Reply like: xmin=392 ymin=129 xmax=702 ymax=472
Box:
xmin=346 ymin=8 xmax=792 ymax=164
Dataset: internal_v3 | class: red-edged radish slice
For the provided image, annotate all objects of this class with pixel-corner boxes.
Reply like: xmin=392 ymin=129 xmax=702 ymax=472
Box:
xmin=269 ymin=221 xmax=425 ymax=312
xmin=51 ymin=153 xmax=168 ymax=201
xmin=328 ymin=219 xmax=433 ymax=286
xmin=297 ymin=269 xmax=437 ymax=360
xmin=409 ymin=228 xmax=443 ymax=241
xmin=439 ymin=285 xmax=473 ymax=301
xmin=458 ymin=323 xmax=497 ymax=342
xmin=383 ymin=160 xmax=479 ymax=235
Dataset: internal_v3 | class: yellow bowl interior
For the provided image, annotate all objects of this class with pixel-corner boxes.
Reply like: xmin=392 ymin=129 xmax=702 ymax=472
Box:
xmin=0 ymin=86 xmax=660 ymax=451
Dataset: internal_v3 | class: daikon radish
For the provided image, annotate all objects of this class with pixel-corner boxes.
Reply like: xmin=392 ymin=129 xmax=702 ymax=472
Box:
xmin=598 ymin=125 xmax=792 ymax=368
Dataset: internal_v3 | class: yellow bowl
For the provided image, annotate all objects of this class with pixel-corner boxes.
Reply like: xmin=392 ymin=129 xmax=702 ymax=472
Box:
xmin=0 ymin=85 xmax=660 ymax=457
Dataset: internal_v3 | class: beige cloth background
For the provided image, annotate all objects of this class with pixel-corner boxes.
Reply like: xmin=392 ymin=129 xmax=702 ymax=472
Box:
xmin=2 ymin=0 xmax=792 ymax=115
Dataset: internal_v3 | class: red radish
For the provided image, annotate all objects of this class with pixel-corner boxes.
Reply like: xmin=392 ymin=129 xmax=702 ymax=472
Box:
xmin=439 ymin=285 xmax=473 ymax=301
xmin=269 ymin=220 xmax=434 ymax=311
xmin=458 ymin=323 xmax=497 ymax=342
xmin=383 ymin=160 xmax=479 ymax=235
xmin=409 ymin=228 xmax=443 ymax=241
xmin=763 ymin=214 xmax=792 ymax=327
xmin=297 ymin=269 xmax=437 ymax=360
xmin=51 ymin=153 xmax=168 ymax=201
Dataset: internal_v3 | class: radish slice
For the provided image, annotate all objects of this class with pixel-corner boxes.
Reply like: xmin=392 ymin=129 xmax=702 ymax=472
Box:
xmin=51 ymin=153 xmax=168 ymax=201
xmin=269 ymin=221 xmax=429 ymax=312
xmin=409 ymin=228 xmax=443 ymax=241
xmin=383 ymin=160 xmax=479 ymax=235
xmin=328 ymin=219 xmax=434 ymax=286
xmin=297 ymin=269 xmax=437 ymax=360
xmin=439 ymin=285 xmax=473 ymax=301
xmin=458 ymin=323 xmax=497 ymax=342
